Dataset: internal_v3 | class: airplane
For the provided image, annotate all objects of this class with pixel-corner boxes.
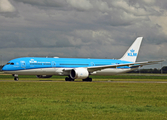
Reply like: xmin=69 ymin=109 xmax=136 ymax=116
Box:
xmin=2 ymin=37 xmax=164 ymax=81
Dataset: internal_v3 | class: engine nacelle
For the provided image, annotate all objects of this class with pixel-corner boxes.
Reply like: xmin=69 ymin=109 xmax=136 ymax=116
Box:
xmin=70 ymin=68 xmax=89 ymax=79
xmin=36 ymin=75 xmax=52 ymax=78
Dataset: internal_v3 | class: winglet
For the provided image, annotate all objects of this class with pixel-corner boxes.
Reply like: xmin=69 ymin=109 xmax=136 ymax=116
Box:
xmin=120 ymin=37 xmax=143 ymax=63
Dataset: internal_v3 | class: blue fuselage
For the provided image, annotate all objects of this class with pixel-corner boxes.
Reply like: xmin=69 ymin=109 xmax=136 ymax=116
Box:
xmin=2 ymin=57 xmax=132 ymax=71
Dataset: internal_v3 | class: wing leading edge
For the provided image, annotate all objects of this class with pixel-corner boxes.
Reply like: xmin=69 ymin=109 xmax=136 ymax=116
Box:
xmin=62 ymin=60 xmax=165 ymax=73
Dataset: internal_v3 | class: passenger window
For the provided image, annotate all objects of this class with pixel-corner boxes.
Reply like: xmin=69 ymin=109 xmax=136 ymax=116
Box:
xmin=11 ymin=63 xmax=14 ymax=65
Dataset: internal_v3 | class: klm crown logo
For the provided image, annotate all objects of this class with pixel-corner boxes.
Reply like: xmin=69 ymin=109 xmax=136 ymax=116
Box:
xmin=29 ymin=59 xmax=37 ymax=63
xmin=130 ymin=49 xmax=135 ymax=53
xmin=128 ymin=49 xmax=137 ymax=56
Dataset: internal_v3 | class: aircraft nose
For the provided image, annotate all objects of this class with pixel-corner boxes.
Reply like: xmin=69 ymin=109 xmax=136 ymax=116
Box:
xmin=2 ymin=65 xmax=7 ymax=71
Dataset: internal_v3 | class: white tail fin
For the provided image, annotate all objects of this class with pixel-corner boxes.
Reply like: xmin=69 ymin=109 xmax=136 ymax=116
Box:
xmin=120 ymin=37 xmax=143 ymax=63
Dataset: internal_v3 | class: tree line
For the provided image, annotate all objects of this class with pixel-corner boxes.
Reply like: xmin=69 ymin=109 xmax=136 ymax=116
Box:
xmin=129 ymin=66 xmax=167 ymax=74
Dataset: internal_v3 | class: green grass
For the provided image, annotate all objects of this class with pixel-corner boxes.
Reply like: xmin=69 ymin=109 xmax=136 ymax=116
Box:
xmin=0 ymin=81 xmax=167 ymax=119
xmin=1 ymin=74 xmax=167 ymax=81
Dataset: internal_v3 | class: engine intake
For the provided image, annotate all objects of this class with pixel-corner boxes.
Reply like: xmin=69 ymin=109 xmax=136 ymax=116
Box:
xmin=70 ymin=68 xmax=89 ymax=79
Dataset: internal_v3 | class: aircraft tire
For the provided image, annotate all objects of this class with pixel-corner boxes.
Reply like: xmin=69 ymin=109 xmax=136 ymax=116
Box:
xmin=65 ymin=77 xmax=74 ymax=81
xmin=82 ymin=78 xmax=92 ymax=82
xmin=89 ymin=78 xmax=92 ymax=82
xmin=14 ymin=77 xmax=19 ymax=81
xmin=65 ymin=77 xmax=70 ymax=81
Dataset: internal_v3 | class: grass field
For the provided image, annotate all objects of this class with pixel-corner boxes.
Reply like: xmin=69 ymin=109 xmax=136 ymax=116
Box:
xmin=0 ymin=74 xmax=167 ymax=120
xmin=1 ymin=73 xmax=167 ymax=81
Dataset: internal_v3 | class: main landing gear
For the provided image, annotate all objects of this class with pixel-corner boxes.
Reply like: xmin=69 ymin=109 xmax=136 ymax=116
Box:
xmin=82 ymin=77 xmax=92 ymax=82
xmin=65 ymin=76 xmax=92 ymax=82
xmin=12 ymin=74 xmax=19 ymax=81
xmin=65 ymin=76 xmax=74 ymax=81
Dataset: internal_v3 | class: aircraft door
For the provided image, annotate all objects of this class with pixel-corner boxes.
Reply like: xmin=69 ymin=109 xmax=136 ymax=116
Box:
xmin=21 ymin=61 xmax=26 ymax=69
xmin=52 ymin=61 xmax=56 ymax=68
xmin=91 ymin=62 xmax=94 ymax=66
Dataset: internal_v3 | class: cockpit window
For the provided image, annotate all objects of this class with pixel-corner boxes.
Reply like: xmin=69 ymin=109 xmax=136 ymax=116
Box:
xmin=6 ymin=62 xmax=14 ymax=65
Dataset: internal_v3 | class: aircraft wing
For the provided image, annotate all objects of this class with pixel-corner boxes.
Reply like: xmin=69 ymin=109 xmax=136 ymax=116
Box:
xmin=87 ymin=60 xmax=165 ymax=72
xmin=62 ymin=60 xmax=165 ymax=74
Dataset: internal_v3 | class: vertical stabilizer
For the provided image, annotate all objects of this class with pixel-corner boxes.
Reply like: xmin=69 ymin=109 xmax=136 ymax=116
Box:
xmin=120 ymin=37 xmax=143 ymax=63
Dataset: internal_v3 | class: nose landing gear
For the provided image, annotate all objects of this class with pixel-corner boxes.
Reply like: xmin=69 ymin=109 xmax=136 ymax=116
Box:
xmin=12 ymin=74 xmax=19 ymax=81
xmin=14 ymin=77 xmax=19 ymax=81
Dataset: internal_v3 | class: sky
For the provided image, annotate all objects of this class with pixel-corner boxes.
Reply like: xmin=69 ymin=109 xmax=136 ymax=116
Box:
xmin=0 ymin=0 xmax=167 ymax=68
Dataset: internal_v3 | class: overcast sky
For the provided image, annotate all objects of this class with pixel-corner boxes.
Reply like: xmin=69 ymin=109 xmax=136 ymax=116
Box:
xmin=0 ymin=0 xmax=167 ymax=68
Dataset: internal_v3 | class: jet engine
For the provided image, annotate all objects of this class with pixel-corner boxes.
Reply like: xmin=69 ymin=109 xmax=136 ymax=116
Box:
xmin=70 ymin=68 xmax=89 ymax=79
xmin=36 ymin=75 xmax=52 ymax=78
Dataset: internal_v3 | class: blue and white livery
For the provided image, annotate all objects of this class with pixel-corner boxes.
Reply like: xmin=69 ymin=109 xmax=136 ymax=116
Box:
xmin=2 ymin=37 xmax=164 ymax=81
